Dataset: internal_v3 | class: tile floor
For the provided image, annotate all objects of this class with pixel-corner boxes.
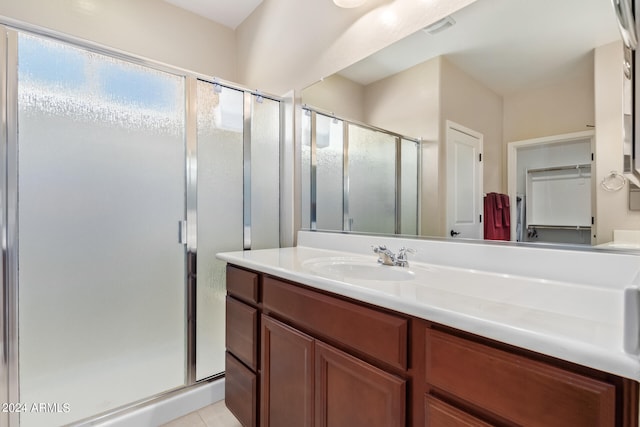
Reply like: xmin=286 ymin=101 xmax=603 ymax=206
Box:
xmin=160 ymin=400 xmax=241 ymax=427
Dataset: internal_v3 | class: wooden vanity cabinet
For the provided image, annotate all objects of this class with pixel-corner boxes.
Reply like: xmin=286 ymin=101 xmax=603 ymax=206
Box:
xmin=424 ymin=328 xmax=621 ymax=427
xmin=225 ymin=266 xmax=260 ymax=427
xmin=224 ymin=264 xmax=638 ymax=427
xmin=261 ymin=278 xmax=407 ymax=427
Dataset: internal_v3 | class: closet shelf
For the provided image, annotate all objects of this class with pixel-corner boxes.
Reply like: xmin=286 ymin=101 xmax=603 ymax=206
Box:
xmin=527 ymin=224 xmax=591 ymax=231
xmin=527 ymin=164 xmax=591 ymax=173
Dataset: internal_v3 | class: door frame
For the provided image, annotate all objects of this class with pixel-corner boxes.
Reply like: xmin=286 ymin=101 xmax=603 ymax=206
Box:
xmin=445 ymin=120 xmax=484 ymax=239
xmin=506 ymin=130 xmax=595 ymax=242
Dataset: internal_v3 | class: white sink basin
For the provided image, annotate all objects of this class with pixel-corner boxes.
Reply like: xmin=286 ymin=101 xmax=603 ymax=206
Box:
xmin=302 ymin=257 xmax=416 ymax=282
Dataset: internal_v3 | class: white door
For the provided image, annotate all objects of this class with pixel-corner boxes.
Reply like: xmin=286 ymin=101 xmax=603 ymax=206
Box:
xmin=446 ymin=122 xmax=483 ymax=239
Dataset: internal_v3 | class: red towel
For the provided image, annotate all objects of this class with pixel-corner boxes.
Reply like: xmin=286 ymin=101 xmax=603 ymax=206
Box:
xmin=484 ymin=193 xmax=511 ymax=241
xmin=501 ymin=194 xmax=510 ymax=228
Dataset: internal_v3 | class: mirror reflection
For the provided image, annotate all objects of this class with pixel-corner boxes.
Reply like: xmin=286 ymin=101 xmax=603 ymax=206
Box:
xmin=301 ymin=0 xmax=640 ymax=249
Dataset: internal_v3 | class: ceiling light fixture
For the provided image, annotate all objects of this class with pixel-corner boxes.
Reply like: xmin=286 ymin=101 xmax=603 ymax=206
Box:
xmin=333 ymin=0 xmax=366 ymax=8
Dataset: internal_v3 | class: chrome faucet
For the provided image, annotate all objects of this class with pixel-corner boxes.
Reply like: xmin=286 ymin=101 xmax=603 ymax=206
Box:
xmin=372 ymin=245 xmax=415 ymax=267
xmin=395 ymin=247 xmax=416 ymax=267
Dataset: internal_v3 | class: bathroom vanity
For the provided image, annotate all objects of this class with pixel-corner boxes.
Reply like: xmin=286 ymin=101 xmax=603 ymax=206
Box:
xmin=219 ymin=232 xmax=640 ymax=427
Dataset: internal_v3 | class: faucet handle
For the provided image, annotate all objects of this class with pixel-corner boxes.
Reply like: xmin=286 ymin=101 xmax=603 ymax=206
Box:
xmin=397 ymin=247 xmax=416 ymax=256
xmin=372 ymin=245 xmax=396 ymax=265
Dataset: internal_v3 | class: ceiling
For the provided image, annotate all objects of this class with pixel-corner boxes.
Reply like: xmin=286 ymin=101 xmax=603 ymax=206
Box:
xmin=163 ymin=0 xmax=263 ymax=29
xmin=163 ymin=0 xmax=622 ymax=96
xmin=337 ymin=0 xmax=622 ymax=95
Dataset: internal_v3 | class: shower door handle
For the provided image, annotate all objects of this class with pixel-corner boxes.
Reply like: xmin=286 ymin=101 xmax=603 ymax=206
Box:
xmin=178 ymin=220 xmax=187 ymax=245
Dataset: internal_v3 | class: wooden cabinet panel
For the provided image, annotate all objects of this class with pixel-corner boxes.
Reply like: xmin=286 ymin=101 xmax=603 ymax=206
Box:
xmin=226 ymin=296 xmax=258 ymax=371
xmin=425 ymin=329 xmax=616 ymax=427
xmin=261 ymin=315 xmax=314 ymax=427
xmin=227 ymin=266 xmax=259 ymax=305
xmin=226 ymin=352 xmax=257 ymax=427
xmin=424 ymin=395 xmax=494 ymax=427
xmin=315 ymin=341 xmax=406 ymax=427
xmin=262 ymin=276 xmax=408 ymax=370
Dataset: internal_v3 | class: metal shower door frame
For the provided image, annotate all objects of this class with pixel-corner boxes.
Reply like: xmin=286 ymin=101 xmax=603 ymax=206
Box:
xmin=304 ymin=107 xmax=420 ymax=235
xmin=0 ymin=23 xmax=286 ymax=427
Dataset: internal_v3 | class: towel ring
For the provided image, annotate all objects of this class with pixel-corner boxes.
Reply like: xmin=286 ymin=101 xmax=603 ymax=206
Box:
xmin=600 ymin=171 xmax=626 ymax=192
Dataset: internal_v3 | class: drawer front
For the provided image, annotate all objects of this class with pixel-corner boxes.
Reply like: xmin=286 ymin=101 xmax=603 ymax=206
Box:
xmin=226 ymin=296 xmax=258 ymax=371
xmin=262 ymin=276 xmax=408 ymax=370
xmin=227 ymin=265 xmax=259 ymax=305
xmin=424 ymin=395 xmax=494 ymax=427
xmin=425 ymin=329 xmax=616 ymax=427
xmin=225 ymin=352 xmax=257 ymax=427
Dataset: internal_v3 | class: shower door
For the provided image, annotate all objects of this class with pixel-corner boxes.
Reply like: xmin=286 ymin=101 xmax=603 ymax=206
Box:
xmin=346 ymin=124 xmax=397 ymax=233
xmin=14 ymin=32 xmax=187 ymax=426
xmin=301 ymin=109 xmax=420 ymax=235
xmin=195 ymin=81 xmax=281 ymax=380
xmin=195 ymin=81 xmax=243 ymax=381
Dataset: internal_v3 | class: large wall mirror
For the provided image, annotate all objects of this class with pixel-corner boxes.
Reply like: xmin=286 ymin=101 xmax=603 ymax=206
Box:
xmin=301 ymin=0 xmax=640 ymax=250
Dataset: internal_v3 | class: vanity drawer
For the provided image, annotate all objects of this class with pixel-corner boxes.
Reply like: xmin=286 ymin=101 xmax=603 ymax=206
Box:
xmin=424 ymin=395 xmax=493 ymax=427
xmin=225 ymin=352 xmax=257 ymax=427
xmin=227 ymin=265 xmax=259 ymax=305
xmin=262 ymin=276 xmax=408 ymax=370
xmin=425 ymin=329 xmax=616 ymax=427
xmin=226 ymin=296 xmax=258 ymax=371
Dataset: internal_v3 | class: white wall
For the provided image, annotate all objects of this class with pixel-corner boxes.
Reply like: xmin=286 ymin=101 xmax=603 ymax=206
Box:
xmin=0 ymin=0 xmax=237 ymax=80
xmin=594 ymin=41 xmax=640 ymax=244
xmin=235 ymin=0 xmax=478 ymax=94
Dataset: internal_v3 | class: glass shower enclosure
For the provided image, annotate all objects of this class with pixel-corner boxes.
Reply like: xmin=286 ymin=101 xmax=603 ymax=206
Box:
xmin=1 ymin=27 xmax=282 ymax=427
xmin=301 ymin=108 xmax=421 ymax=235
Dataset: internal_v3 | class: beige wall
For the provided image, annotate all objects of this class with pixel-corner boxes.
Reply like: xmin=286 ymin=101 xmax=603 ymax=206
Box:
xmin=503 ymin=54 xmax=595 ymax=143
xmin=236 ymin=0 xmax=478 ymax=94
xmin=0 ymin=0 xmax=237 ymax=80
xmin=594 ymin=41 xmax=640 ymax=244
xmin=365 ymin=58 xmax=440 ymax=139
xmin=305 ymin=55 xmax=502 ymax=237
xmin=0 ymin=0 xmax=479 ymax=96
xmin=364 ymin=57 xmax=441 ymax=235
xmin=362 ymin=57 xmax=502 ymax=237
xmin=301 ymin=74 xmax=366 ymax=123
xmin=440 ymin=57 xmax=503 ymax=194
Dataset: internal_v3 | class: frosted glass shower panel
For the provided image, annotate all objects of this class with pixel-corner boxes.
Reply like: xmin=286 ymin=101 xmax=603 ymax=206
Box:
xmin=195 ymin=81 xmax=245 ymax=380
xmin=301 ymin=110 xmax=312 ymax=229
xmin=250 ymin=95 xmax=280 ymax=249
xmin=316 ymin=114 xmax=344 ymax=231
xmin=401 ymin=138 xmax=419 ymax=235
xmin=17 ymin=34 xmax=186 ymax=426
xmin=347 ymin=125 xmax=396 ymax=233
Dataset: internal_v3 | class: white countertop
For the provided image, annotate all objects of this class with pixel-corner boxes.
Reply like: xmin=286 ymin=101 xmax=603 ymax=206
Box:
xmin=217 ymin=231 xmax=640 ymax=381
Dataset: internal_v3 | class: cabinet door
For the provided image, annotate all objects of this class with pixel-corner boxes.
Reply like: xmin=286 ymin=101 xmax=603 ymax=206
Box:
xmin=261 ymin=315 xmax=314 ymax=427
xmin=315 ymin=341 xmax=406 ymax=427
